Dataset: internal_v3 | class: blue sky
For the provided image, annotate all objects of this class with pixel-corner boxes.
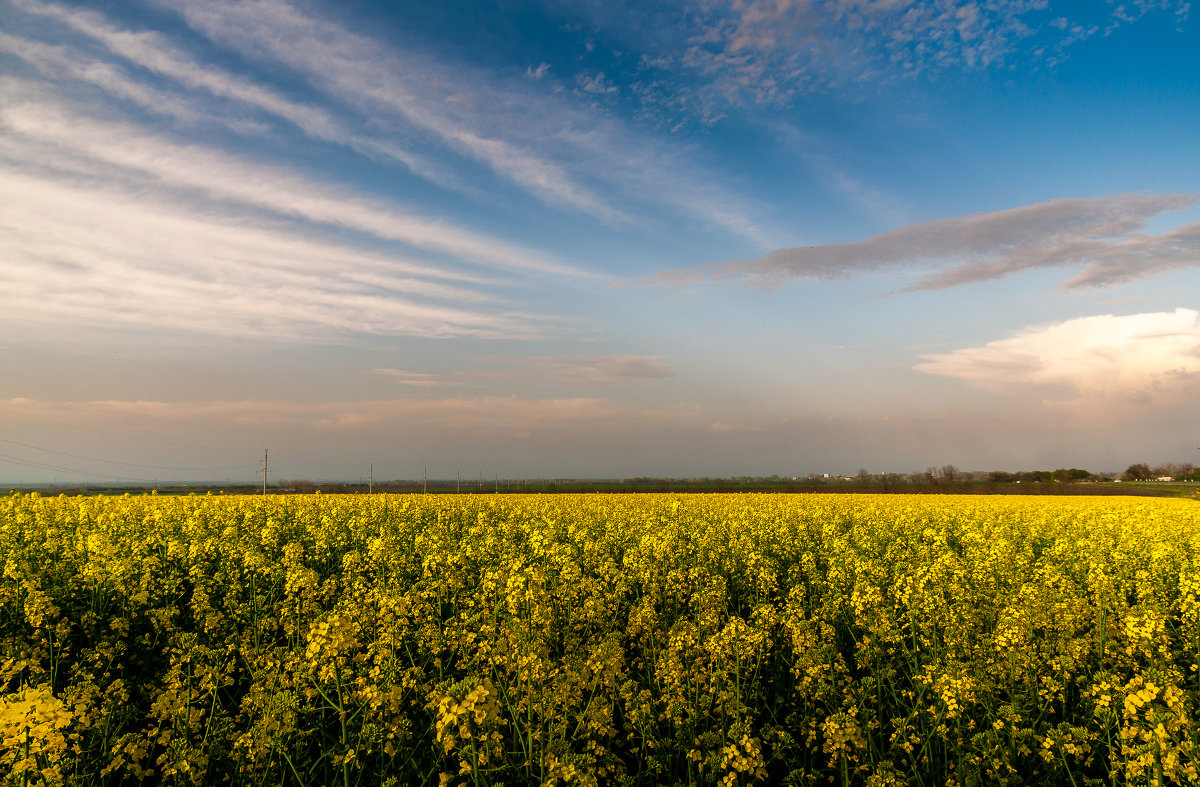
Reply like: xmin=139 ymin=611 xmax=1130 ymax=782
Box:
xmin=1 ymin=0 xmax=1198 ymax=484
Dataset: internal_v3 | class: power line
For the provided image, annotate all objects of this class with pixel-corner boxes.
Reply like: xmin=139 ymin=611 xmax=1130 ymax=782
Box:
xmin=0 ymin=437 xmax=259 ymax=472
xmin=0 ymin=404 xmax=261 ymax=453
xmin=0 ymin=453 xmax=264 ymax=486
xmin=0 ymin=453 xmax=168 ymax=485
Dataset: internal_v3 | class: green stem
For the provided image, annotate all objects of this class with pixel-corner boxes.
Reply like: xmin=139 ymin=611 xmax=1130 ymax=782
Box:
xmin=280 ymin=749 xmax=308 ymax=787
xmin=1058 ymin=741 xmax=1079 ymax=787
xmin=334 ymin=661 xmax=350 ymax=787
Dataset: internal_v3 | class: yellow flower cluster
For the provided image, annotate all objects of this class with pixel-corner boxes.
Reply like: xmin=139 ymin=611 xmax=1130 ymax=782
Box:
xmin=2 ymin=490 xmax=1200 ymax=785
xmin=1 ymin=684 xmax=72 ymax=784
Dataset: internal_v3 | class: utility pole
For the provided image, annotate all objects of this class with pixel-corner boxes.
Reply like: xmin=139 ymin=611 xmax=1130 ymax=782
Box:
xmin=457 ymin=468 xmax=461 ymax=493
xmin=369 ymin=463 xmax=373 ymax=494
xmin=423 ymin=467 xmax=427 ymax=494
xmin=262 ymin=449 xmax=268 ymax=495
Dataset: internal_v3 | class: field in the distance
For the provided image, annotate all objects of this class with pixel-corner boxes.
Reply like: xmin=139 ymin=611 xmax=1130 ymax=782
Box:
xmin=3 ymin=492 xmax=1199 ymax=786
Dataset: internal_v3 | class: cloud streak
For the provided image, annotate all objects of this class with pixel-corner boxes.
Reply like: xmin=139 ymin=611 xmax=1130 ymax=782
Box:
xmin=11 ymin=3 xmax=342 ymax=137
xmin=6 ymin=0 xmax=476 ymax=189
xmin=0 ymin=169 xmax=550 ymax=341
xmin=0 ymin=95 xmax=576 ymax=277
xmin=160 ymin=0 xmax=770 ymax=244
xmin=656 ymin=194 xmax=1200 ymax=291
xmin=373 ymin=355 xmax=674 ymax=388
xmin=4 ymin=0 xmax=771 ymax=249
xmin=496 ymin=355 xmax=674 ymax=385
xmin=165 ymin=0 xmax=630 ymax=224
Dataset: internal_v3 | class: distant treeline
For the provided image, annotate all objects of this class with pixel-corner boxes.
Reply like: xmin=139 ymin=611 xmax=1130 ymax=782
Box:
xmin=10 ymin=462 xmax=1199 ymax=498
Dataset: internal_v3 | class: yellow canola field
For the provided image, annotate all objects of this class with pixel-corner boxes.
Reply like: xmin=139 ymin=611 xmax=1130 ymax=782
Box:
xmin=2 ymin=491 xmax=1200 ymax=786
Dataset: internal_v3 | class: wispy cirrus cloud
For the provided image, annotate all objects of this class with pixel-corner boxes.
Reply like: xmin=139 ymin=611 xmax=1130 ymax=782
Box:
xmin=0 ymin=94 xmax=574 ymax=276
xmin=0 ymin=169 xmax=550 ymax=341
xmin=162 ymin=0 xmax=630 ymax=225
xmin=1 ymin=0 xmax=612 ymax=349
xmin=9 ymin=3 xmax=339 ymax=136
xmin=4 ymin=0 xmax=772 ymax=248
xmin=158 ymin=0 xmax=770 ymax=244
xmin=6 ymin=0 xmax=766 ymax=352
xmin=6 ymin=0 xmax=467 ymax=187
xmin=914 ymin=308 xmax=1200 ymax=405
xmin=655 ymin=194 xmax=1200 ymax=291
xmin=0 ymin=31 xmax=226 ymax=128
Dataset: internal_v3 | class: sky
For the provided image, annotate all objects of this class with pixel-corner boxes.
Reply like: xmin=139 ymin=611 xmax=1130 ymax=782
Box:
xmin=1 ymin=0 xmax=1199 ymax=484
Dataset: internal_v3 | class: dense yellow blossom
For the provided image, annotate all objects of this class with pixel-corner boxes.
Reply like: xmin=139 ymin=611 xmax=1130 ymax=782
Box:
xmin=2 ymin=491 xmax=1199 ymax=784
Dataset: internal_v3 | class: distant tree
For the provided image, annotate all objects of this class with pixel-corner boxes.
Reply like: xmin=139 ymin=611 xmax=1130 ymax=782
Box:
xmin=1179 ymin=463 xmax=1196 ymax=480
xmin=988 ymin=471 xmax=1017 ymax=483
xmin=1123 ymin=463 xmax=1152 ymax=481
xmin=1153 ymin=462 xmax=1181 ymax=479
xmin=1050 ymin=468 xmax=1092 ymax=482
xmin=938 ymin=465 xmax=958 ymax=484
xmin=857 ymin=468 xmax=872 ymax=488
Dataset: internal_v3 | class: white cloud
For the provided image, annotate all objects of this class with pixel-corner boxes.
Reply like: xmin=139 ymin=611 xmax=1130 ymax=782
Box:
xmin=0 ymin=94 xmax=576 ymax=277
xmin=159 ymin=0 xmax=769 ymax=243
xmin=164 ymin=0 xmax=629 ymax=224
xmin=0 ymin=169 xmax=551 ymax=341
xmin=373 ymin=355 xmax=674 ymax=387
xmin=656 ymin=194 xmax=1200 ymax=290
xmin=914 ymin=308 xmax=1200 ymax=405
xmin=12 ymin=2 xmax=343 ymax=137
xmin=583 ymin=0 xmax=1189 ymax=125
xmin=0 ymin=32 xmax=213 ymax=126
xmin=6 ymin=3 xmax=466 ymax=187
xmin=577 ymin=71 xmax=619 ymax=95
xmin=4 ymin=0 xmax=772 ymax=247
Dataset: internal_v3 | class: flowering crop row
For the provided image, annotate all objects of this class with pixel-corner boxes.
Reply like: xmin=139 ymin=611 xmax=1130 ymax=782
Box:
xmin=2 ymin=491 xmax=1200 ymax=785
